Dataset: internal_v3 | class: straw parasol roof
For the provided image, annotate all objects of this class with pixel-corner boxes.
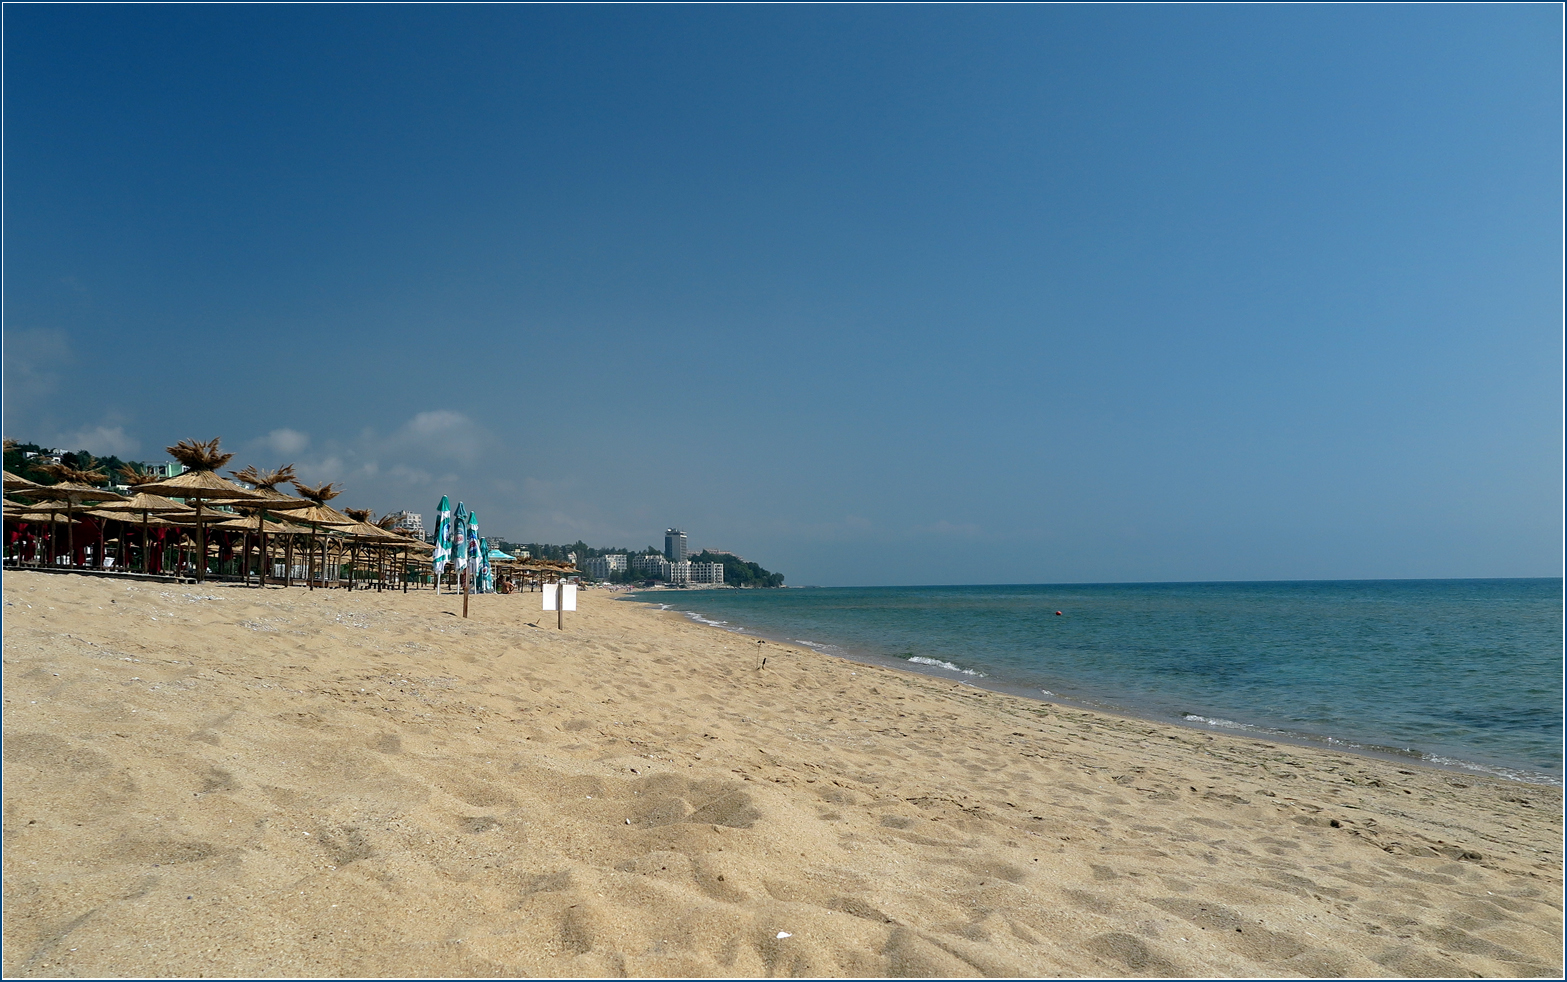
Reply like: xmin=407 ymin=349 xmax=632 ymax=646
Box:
xmin=288 ymin=481 xmax=358 ymax=527
xmin=3 ymin=501 xmax=69 ymax=523
xmin=134 ymin=468 xmax=262 ymax=502
xmin=87 ymin=492 xmax=194 ymax=517
xmin=223 ymin=488 xmax=318 ymax=514
xmin=4 ymin=469 xmax=44 ymax=493
xmin=132 ymin=440 xmax=257 ymax=502
xmin=23 ymin=480 xmax=123 ymax=505
xmin=340 ymin=509 xmax=409 ymax=543
xmin=208 ymin=514 xmax=297 ymax=534
xmin=226 ymin=465 xmax=317 ymax=513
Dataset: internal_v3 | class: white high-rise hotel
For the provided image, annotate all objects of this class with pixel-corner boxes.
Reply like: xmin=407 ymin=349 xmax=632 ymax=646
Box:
xmin=581 ymin=529 xmax=721 ymax=583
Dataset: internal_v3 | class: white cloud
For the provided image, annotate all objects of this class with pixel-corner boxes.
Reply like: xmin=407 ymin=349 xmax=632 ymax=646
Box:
xmin=393 ymin=409 xmax=485 ymax=465
xmin=264 ymin=428 xmax=310 ymax=455
xmin=60 ymin=424 xmax=140 ymax=458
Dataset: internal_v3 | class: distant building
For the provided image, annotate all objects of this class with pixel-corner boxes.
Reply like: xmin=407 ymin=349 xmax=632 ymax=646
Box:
xmin=384 ymin=511 xmax=424 ymax=536
xmin=584 ymin=555 xmax=631 ymax=580
xmin=668 ymin=561 xmax=692 ymax=585
xmin=631 ymin=553 xmax=672 ymax=579
xmin=692 ymin=561 xmax=724 ymax=584
xmin=665 ymin=528 xmax=688 ymax=562
xmin=134 ymin=461 xmax=186 ymax=479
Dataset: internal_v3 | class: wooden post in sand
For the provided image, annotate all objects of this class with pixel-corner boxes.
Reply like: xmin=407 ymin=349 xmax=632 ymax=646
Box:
xmin=462 ymin=566 xmax=469 ymax=618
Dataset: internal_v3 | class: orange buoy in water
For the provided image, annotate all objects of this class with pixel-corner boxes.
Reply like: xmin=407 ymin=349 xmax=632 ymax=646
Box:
xmin=1055 ymin=611 xmax=1063 ymax=616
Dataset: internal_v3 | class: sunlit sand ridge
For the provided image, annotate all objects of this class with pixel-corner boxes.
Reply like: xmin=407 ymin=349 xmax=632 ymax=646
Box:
xmin=3 ymin=570 xmax=1561 ymax=977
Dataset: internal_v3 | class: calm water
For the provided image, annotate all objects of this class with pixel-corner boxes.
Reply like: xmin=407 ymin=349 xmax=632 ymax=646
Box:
xmin=630 ymin=580 xmax=1563 ymax=785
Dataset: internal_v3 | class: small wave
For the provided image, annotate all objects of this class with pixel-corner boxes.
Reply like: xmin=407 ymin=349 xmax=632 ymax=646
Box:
xmin=1182 ymin=714 xmax=1295 ymax=738
xmin=790 ymin=638 xmax=842 ymax=654
xmin=1420 ymin=754 xmax=1562 ymax=787
xmin=907 ymin=656 xmax=986 ymax=677
xmin=683 ymin=611 xmax=728 ymax=628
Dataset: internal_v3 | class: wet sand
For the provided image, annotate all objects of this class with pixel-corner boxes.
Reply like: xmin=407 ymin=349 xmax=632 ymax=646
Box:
xmin=3 ymin=570 xmax=1561 ymax=977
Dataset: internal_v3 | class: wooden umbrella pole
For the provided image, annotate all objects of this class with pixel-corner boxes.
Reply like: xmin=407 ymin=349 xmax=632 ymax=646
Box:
xmin=194 ymin=499 xmax=205 ymax=582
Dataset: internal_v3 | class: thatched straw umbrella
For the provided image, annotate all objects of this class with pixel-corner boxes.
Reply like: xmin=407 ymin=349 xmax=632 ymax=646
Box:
xmin=377 ymin=515 xmax=430 ymax=592
xmin=24 ymin=461 xmax=124 ymax=568
xmin=227 ymin=465 xmax=317 ymax=586
xmin=87 ymin=479 xmax=195 ymax=573
xmin=339 ymin=509 xmax=415 ymax=592
xmin=132 ymin=439 xmax=261 ymax=582
xmin=4 ymin=469 xmax=44 ymax=493
xmin=3 ymin=500 xmax=74 ymax=565
xmin=288 ymin=481 xmax=356 ymax=589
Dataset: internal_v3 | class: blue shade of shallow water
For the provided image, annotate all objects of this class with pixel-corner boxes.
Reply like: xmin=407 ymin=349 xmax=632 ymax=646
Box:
xmin=630 ymin=580 xmax=1564 ymax=785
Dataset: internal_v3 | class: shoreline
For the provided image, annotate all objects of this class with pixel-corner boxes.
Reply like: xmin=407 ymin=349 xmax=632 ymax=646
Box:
xmin=5 ymin=570 xmax=1561 ymax=977
xmin=627 ymin=590 xmax=1563 ymax=789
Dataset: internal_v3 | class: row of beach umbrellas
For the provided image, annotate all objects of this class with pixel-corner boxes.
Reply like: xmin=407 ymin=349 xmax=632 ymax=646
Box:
xmin=3 ymin=442 xmax=430 ymax=586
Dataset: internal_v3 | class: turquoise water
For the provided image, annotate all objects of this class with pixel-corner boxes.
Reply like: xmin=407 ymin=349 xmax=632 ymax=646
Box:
xmin=630 ymin=579 xmax=1563 ymax=785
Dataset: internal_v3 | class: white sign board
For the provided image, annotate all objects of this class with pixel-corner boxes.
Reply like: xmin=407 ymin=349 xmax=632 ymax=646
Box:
xmin=542 ymin=583 xmax=578 ymax=612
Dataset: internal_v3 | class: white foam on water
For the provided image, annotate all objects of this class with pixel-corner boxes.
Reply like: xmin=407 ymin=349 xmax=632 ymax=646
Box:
xmin=1182 ymin=714 xmax=1293 ymax=738
xmin=790 ymin=638 xmax=843 ymax=655
xmin=907 ymin=656 xmax=986 ymax=677
xmin=683 ymin=611 xmax=728 ymax=628
xmin=1183 ymin=713 xmax=1251 ymax=731
xmin=1421 ymin=754 xmax=1561 ymax=787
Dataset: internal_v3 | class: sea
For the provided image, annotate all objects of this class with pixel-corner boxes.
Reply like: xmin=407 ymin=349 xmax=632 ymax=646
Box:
xmin=629 ymin=579 xmax=1564 ymax=786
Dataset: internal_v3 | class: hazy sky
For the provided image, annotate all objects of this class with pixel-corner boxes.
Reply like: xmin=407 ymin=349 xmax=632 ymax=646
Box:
xmin=4 ymin=5 xmax=1560 ymax=586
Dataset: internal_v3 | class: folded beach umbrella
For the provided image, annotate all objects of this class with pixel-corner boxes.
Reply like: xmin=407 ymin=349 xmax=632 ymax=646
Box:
xmin=452 ymin=502 xmax=468 ymax=579
xmin=467 ymin=512 xmax=482 ymax=590
xmin=432 ymin=495 xmax=452 ymax=572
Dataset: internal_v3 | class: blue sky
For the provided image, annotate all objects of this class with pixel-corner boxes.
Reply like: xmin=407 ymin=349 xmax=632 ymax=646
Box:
xmin=4 ymin=5 xmax=1560 ymax=585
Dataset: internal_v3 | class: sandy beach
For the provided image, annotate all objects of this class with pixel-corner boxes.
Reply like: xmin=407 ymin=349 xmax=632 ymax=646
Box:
xmin=3 ymin=570 xmax=1561 ymax=977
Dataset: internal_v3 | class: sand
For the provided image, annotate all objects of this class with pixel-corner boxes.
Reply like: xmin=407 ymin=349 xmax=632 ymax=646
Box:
xmin=2 ymin=570 xmax=1561 ymax=978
